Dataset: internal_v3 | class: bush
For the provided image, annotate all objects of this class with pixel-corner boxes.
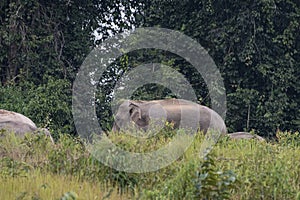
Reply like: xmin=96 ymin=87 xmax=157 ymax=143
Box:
xmin=143 ymin=153 xmax=237 ymax=200
xmin=276 ymin=131 xmax=300 ymax=147
xmin=0 ymin=78 xmax=74 ymax=137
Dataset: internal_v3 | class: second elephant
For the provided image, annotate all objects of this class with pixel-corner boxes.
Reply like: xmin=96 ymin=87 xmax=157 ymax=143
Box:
xmin=0 ymin=109 xmax=54 ymax=143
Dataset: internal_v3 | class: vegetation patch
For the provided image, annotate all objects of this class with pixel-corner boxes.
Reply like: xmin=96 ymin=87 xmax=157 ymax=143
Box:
xmin=0 ymin=131 xmax=299 ymax=199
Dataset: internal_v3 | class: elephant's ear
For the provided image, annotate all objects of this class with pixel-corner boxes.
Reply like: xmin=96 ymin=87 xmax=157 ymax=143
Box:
xmin=129 ymin=102 xmax=142 ymax=120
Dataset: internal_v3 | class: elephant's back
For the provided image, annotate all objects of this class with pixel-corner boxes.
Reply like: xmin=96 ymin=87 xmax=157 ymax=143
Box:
xmin=0 ymin=109 xmax=37 ymax=134
xmin=228 ymin=132 xmax=265 ymax=141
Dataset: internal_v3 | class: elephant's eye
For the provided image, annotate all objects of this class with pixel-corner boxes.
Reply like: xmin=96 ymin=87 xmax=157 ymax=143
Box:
xmin=129 ymin=107 xmax=134 ymax=115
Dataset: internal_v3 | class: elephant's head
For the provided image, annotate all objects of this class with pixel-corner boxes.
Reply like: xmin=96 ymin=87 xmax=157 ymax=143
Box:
xmin=36 ymin=128 xmax=55 ymax=144
xmin=112 ymin=100 xmax=151 ymax=132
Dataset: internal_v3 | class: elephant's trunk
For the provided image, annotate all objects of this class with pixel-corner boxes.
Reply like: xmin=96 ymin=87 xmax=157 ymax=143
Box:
xmin=37 ymin=128 xmax=55 ymax=144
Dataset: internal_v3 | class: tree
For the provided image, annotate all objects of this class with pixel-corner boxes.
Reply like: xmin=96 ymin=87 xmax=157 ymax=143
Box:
xmin=0 ymin=0 xmax=142 ymax=134
xmin=0 ymin=0 xmax=141 ymax=84
xmin=132 ymin=0 xmax=300 ymax=136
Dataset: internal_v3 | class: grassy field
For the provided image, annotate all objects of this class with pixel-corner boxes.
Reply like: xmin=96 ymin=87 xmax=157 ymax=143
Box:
xmin=0 ymin=170 xmax=131 ymax=200
xmin=0 ymin=130 xmax=300 ymax=199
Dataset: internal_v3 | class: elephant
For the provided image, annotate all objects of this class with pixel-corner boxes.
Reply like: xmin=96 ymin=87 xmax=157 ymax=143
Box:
xmin=112 ymin=99 xmax=227 ymax=134
xmin=0 ymin=109 xmax=54 ymax=143
xmin=227 ymin=132 xmax=265 ymax=141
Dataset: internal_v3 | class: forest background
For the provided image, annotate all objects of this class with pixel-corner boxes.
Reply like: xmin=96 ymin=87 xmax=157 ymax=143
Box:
xmin=0 ymin=0 xmax=299 ymax=138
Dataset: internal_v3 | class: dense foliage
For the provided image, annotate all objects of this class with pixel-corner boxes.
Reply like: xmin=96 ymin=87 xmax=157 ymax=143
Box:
xmin=1 ymin=0 xmax=299 ymax=137
xmin=0 ymin=0 xmax=140 ymax=134
xmin=135 ymin=0 xmax=300 ymax=136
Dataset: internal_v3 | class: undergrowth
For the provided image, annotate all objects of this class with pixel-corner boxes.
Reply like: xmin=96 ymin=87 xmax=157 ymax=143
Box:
xmin=0 ymin=130 xmax=299 ymax=199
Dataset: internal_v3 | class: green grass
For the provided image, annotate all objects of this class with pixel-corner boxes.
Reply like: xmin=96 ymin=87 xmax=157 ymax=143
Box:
xmin=214 ymin=138 xmax=300 ymax=199
xmin=0 ymin=170 xmax=130 ymax=200
xmin=0 ymin=130 xmax=300 ymax=199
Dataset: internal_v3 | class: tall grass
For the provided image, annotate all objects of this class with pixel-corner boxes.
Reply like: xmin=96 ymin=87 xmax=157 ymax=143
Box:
xmin=0 ymin=170 xmax=130 ymax=200
xmin=0 ymin=130 xmax=299 ymax=199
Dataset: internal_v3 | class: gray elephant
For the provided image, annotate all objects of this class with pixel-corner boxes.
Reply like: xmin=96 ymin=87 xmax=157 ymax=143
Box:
xmin=112 ymin=99 xmax=227 ymax=134
xmin=227 ymin=132 xmax=265 ymax=141
xmin=0 ymin=109 xmax=54 ymax=143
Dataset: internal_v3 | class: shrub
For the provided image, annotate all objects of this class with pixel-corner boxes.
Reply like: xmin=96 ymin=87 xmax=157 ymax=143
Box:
xmin=0 ymin=78 xmax=74 ymax=137
xmin=276 ymin=131 xmax=300 ymax=147
xmin=143 ymin=152 xmax=237 ymax=200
